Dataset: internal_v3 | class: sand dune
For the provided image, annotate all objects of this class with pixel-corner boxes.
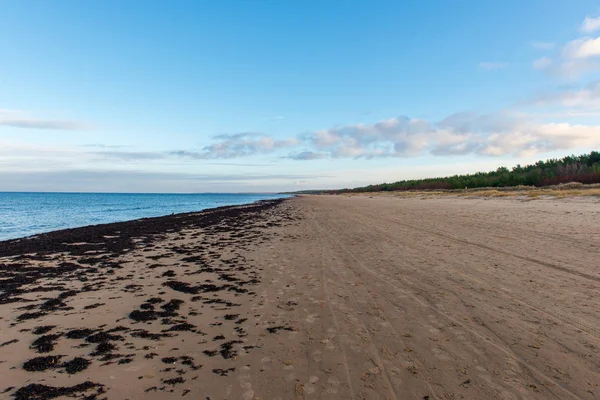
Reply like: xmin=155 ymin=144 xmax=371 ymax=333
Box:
xmin=1 ymin=195 xmax=599 ymax=399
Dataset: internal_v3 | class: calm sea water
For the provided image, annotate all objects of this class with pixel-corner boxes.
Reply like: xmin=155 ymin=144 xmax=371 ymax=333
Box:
xmin=0 ymin=192 xmax=289 ymax=241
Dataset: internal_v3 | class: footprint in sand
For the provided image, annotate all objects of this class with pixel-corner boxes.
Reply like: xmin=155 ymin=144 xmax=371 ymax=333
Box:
xmin=303 ymin=375 xmax=320 ymax=394
xmin=326 ymin=376 xmax=341 ymax=394
xmin=432 ymin=347 xmax=451 ymax=361
xmin=311 ymin=349 xmax=322 ymax=362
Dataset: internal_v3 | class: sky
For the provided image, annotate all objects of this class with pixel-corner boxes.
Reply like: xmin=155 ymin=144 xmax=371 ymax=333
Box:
xmin=2 ymin=0 xmax=600 ymax=193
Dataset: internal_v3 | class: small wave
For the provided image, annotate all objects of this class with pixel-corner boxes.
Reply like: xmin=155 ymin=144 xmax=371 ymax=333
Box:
xmin=98 ymin=206 xmax=153 ymax=212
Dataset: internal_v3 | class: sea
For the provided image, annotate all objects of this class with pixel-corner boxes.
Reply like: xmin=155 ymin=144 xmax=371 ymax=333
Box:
xmin=0 ymin=192 xmax=290 ymax=241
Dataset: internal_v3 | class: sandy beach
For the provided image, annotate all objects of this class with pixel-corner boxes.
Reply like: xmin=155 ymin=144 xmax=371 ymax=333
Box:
xmin=1 ymin=195 xmax=599 ymax=399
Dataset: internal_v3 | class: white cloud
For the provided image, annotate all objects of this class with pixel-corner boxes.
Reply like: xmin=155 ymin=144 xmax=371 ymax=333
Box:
xmin=478 ymin=62 xmax=508 ymax=70
xmin=473 ymin=122 xmax=600 ymax=157
xmin=171 ymin=133 xmax=299 ymax=159
xmin=546 ymin=35 xmax=600 ymax=78
xmin=286 ymin=151 xmax=328 ymax=160
xmin=89 ymin=151 xmax=167 ymax=161
xmin=292 ymin=112 xmax=600 ymax=159
xmin=581 ymin=16 xmax=600 ymax=33
xmin=0 ymin=109 xmax=90 ymax=131
xmin=552 ymin=58 xmax=600 ymax=79
xmin=530 ymin=80 xmax=600 ymax=109
xmin=563 ymin=36 xmax=600 ymax=59
xmin=5 ymin=108 xmax=598 ymax=165
xmin=173 ymin=107 xmax=600 ymax=160
xmin=532 ymin=56 xmax=552 ymax=70
xmin=535 ymin=15 xmax=600 ymax=78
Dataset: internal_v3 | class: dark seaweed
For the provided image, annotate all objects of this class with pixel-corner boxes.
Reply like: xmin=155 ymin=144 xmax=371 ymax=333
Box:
xmin=13 ymin=381 xmax=103 ymax=400
xmin=30 ymin=334 xmax=62 ymax=353
xmin=31 ymin=326 xmax=55 ymax=335
xmin=62 ymin=357 xmax=91 ymax=374
xmin=22 ymin=356 xmax=63 ymax=372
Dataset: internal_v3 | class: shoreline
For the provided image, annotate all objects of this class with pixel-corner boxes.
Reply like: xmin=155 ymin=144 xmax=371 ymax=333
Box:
xmin=0 ymin=193 xmax=291 ymax=243
xmin=0 ymin=199 xmax=287 ymax=255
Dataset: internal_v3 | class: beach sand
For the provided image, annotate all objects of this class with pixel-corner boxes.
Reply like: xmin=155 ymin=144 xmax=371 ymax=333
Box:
xmin=1 ymin=195 xmax=599 ymax=399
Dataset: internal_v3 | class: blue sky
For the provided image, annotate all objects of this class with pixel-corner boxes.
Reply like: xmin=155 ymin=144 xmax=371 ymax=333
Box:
xmin=2 ymin=0 xmax=600 ymax=192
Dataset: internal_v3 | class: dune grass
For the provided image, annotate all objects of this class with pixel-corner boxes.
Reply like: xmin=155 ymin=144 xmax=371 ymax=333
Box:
xmin=343 ymin=183 xmax=600 ymax=200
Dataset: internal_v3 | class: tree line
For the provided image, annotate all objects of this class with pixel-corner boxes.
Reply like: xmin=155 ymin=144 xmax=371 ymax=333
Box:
xmin=318 ymin=151 xmax=600 ymax=193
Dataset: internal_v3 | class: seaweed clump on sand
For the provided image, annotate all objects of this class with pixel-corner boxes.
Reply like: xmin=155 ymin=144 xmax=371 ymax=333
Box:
xmin=128 ymin=298 xmax=185 ymax=323
xmin=30 ymin=334 xmax=62 ymax=353
xmin=22 ymin=356 xmax=90 ymax=375
xmin=65 ymin=328 xmax=96 ymax=339
xmin=31 ymin=326 xmax=56 ymax=335
xmin=202 ymin=340 xmax=243 ymax=359
xmin=128 ymin=310 xmax=158 ymax=322
xmin=161 ymin=377 xmax=185 ymax=386
xmin=85 ymin=332 xmax=123 ymax=343
xmin=22 ymin=356 xmax=63 ymax=372
xmin=13 ymin=381 xmax=104 ymax=400
xmin=62 ymin=357 xmax=91 ymax=374
xmin=266 ymin=325 xmax=295 ymax=334
xmin=17 ymin=311 xmax=46 ymax=322
xmin=161 ymin=299 xmax=184 ymax=313
xmin=0 ymin=339 xmax=19 ymax=347
xmin=212 ymin=367 xmax=235 ymax=376
xmin=163 ymin=323 xmax=196 ymax=332
xmin=163 ymin=281 xmax=225 ymax=294
xmin=130 ymin=329 xmax=170 ymax=340
xmin=90 ymin=342 xmax=116 ymax=356
xmin=220 ymin=340 xmax=243 ymax=359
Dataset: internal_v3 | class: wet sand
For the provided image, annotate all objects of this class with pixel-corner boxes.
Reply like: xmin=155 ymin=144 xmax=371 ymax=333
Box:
xmin=1 ymin=195 xmax=599 ymax=399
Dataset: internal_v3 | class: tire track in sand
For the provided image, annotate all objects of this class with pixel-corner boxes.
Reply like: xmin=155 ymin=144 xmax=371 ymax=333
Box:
xmin=342 ymin=207 xmax=600 ymax=341
xmin=307 ymin=206 xmax=584 ymax=400
xmin=310 ymin=209 xmax=445 ymax=400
